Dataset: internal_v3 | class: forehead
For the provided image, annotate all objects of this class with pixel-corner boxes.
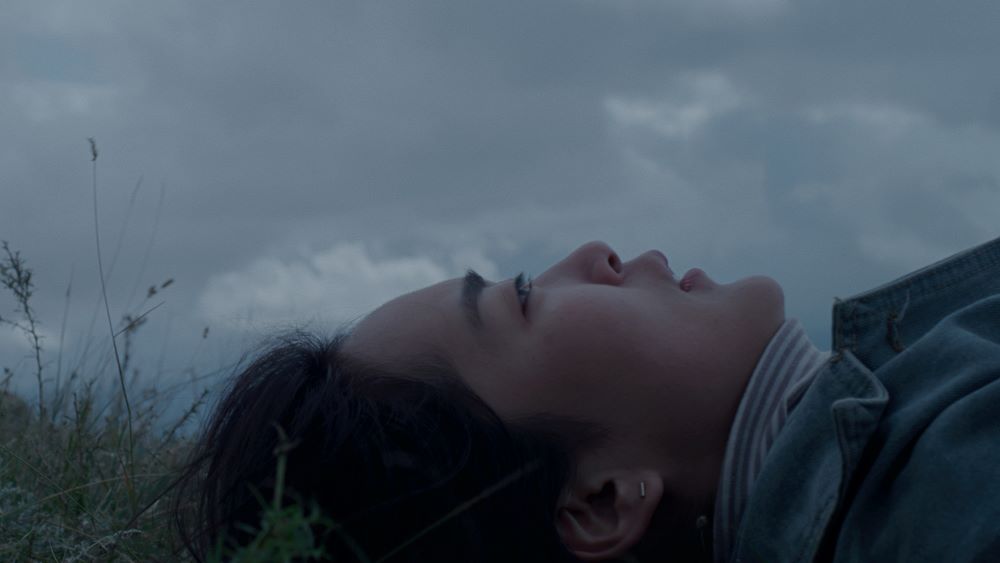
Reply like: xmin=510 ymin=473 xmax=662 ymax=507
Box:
xmin=343 ymin=276 xmax=536 ymax=420
xmin=343 ymin=278 xmax=472 ymax=366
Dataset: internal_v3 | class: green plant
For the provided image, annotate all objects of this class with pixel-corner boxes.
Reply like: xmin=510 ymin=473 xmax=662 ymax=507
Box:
xmin=205 ymin=427 xmax=369 ymax=563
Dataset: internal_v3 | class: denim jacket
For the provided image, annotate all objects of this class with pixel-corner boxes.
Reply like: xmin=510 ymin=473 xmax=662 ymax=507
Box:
xmin=731 ymin=235 xmax=1000 ymax=562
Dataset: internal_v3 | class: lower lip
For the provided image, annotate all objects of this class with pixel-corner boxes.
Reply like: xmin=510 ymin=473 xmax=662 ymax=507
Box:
xmin=681 ymin=268 xmax=708 ymax=292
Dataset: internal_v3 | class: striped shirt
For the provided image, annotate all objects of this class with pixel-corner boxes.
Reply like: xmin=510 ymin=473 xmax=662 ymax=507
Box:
xmin=712 ymin=318 xmax=831 ymax=562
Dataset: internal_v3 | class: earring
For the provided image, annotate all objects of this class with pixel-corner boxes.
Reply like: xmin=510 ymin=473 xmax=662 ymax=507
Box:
xmin=639 ymin=481 xmax=646 ymax=499
xmin=696 ymin=515 xmax=708 ymax=553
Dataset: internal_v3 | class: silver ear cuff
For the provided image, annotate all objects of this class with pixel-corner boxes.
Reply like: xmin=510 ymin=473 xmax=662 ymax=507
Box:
xmin=639 ymin=481 xmax=646 ymax=498
xmin=696 ymin=515 xmax=709 ymax=552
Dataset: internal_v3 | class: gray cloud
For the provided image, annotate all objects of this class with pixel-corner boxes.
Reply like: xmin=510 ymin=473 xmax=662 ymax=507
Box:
xmin=198 ymin=241 xmax=500 ymax=330
xmin=2 ymin=0 xmax=999 ymax=405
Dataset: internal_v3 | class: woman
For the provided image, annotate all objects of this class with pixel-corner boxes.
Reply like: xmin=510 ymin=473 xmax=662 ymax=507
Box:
xmin=175 ymin=237 xmax=1000 ymax=562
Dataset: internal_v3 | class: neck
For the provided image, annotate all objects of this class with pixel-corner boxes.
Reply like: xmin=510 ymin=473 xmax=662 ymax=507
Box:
xmin=673 ymin=358 xmax=757 ymax=510
xmin=658 ymin=318 xmax=782 ymax=514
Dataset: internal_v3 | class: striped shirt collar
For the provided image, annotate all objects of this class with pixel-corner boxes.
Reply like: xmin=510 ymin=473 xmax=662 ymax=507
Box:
xmin=711 ymin=318 xmax=831 ymax=562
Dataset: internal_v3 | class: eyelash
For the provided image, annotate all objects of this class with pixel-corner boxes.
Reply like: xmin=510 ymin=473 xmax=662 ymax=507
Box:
xmin=514 ymin=271 xmax=533 ymax=314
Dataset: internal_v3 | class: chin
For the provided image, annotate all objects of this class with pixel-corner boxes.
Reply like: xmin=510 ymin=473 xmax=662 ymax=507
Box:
xmin=757 ymin=275 xmax=786 ymax=323
xmin=734 ymin=275 xmax=786 ymax=323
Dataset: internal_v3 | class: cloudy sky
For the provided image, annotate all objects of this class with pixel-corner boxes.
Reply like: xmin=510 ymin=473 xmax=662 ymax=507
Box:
xmin=2 ymin=0 xmax=999 ymax=413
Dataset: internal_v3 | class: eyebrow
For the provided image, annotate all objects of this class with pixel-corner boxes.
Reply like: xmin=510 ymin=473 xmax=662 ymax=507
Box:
xmin=462 ymin=269 xmax=487 ymax=330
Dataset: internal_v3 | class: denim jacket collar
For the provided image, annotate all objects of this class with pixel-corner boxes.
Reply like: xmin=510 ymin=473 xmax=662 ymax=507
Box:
xmin=729 ymin=235 xmax=1000 ymax=563
xmin=729 ymin=347 xmax=888 ymax=562
xmin=831 ymin=235 xmax=1000 ymax=373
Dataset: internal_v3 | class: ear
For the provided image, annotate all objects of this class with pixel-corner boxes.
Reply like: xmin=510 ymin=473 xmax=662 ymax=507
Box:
xmin=555 ymin=468 xmax=663 ymax=561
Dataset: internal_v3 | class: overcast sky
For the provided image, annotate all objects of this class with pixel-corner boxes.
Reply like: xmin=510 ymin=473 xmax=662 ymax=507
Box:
xmin=3 ymin=0 xmax=999 ymax=415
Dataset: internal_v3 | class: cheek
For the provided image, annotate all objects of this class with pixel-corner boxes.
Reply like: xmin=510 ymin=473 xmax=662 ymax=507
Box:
xmin=538 ymin=298 xmax=618 ymax=344
xmin=534 ymin=305 xmax=639 ymax=382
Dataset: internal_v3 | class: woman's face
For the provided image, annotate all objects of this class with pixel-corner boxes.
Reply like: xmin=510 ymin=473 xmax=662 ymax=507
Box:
xmin=344 ymin=241 xmax=785 ymax=472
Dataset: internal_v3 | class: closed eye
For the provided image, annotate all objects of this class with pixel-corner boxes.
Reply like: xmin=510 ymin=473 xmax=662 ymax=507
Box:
xmin=514 ymin=272 xmax=532 ymax=315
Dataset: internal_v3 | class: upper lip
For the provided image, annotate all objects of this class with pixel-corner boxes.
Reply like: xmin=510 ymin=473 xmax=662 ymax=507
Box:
xmin=649 ymin=250 xmax=675 ymax=279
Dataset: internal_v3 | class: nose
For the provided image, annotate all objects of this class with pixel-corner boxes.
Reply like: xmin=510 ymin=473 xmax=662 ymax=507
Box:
xmin=536 ymin=240 xmax=624 ymax=286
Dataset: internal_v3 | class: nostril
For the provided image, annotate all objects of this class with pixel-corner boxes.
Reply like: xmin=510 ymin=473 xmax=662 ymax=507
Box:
xmin=608 ymin=252 xmax=623 ymax=274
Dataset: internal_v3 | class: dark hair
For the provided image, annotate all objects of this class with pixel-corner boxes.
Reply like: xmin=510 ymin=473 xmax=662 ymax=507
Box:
xmin=172 ymin=331 xmax=613 ymax=562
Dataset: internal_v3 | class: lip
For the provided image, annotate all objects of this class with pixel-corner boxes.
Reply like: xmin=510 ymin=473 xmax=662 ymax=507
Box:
xmin=649 ymin=250 xmax=675 ymax=279
xmin=680 ymin=268 xmax=708 ymax=291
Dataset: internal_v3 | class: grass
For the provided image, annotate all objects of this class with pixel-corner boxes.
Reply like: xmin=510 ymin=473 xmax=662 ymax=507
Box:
xmin=0 ymin=241 xmax=193 ymax=560
xmin=0 ymin=243 xmax=362 ymax=561
xmin=0 ymin=139 xmax=336 ymax=561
